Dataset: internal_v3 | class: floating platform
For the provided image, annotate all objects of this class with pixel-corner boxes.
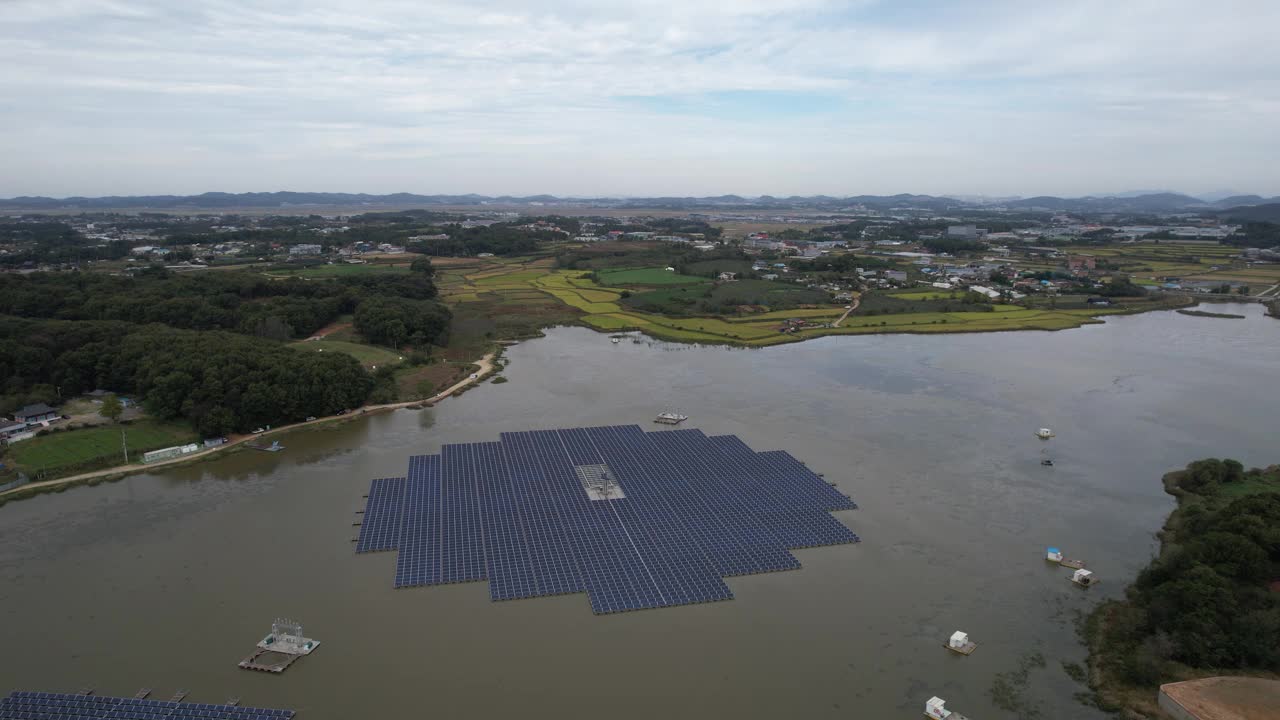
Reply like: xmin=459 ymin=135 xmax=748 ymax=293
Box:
xmin=945 ymin=641 xmax=978 ymax=656
xmin=238 ymin=620 xmax=319 ymax=674
xmin=1058 ymin=559 xmax=1086 ymax=570
xmin=133 ymin=688 xmax=151 ymax=699
xmin=653 ymin=412 xmax=688 ymax=425
xmin=355 ymin=424 xmax=860 ymax=615
xmin=238 ymin=649 xmax=304 ymax=674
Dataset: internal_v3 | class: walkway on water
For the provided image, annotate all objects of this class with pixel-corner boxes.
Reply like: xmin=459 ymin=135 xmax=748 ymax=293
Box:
xmin=0 ymin=352 xmax=496 ymax=501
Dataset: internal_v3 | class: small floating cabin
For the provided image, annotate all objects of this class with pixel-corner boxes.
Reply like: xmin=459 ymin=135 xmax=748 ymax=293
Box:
xmin=1072 ymin=568 xmax=1097 ymax=587
xmin=1047 ymin=546 xmax=1086 ymax=569
xmin=945 ymin=631 xmax=977 ymax=655
xmin=925 ymin=696 xmax=972 ymax=720
xmin=654 ymin=412 xmax=688 ymax=425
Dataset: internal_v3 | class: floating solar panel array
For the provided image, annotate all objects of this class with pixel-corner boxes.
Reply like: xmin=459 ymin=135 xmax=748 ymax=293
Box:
xmin=0 ymin=692 xmax=294 ymax=720
xmin=356 ymin=425 xmax=858 ymax=614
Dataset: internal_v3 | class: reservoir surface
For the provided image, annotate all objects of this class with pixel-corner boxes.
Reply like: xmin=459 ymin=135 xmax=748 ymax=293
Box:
xmin=1 ymin=303 xmax=1276 ymax=719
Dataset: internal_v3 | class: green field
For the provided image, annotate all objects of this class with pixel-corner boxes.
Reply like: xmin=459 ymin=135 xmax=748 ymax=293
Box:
xmin=431 ymin=256 xmax=1192 ymax=349
xmin=8 ymin=420 xmax=196 ymax=474
xmin=597 ymin=267 xmax=710 ymax=286
xmin=290 ymin=339 xmax=404 ymax=367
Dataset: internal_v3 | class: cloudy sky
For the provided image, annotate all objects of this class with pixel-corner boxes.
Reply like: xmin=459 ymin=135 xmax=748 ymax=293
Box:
xmin=3 ymin=0 xmax=1278 ymax=198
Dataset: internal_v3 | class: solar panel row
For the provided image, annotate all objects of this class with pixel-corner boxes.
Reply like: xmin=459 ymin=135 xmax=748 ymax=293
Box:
xmin=0 ymin=692 xmax=293 ymax=720
xmin=357 ymin=424 xmax=859 ymax=614
xmin=354 ymin=477 xmax=406 ymax=553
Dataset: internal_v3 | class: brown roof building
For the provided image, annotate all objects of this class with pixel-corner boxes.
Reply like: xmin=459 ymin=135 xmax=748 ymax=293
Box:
xmin=1158 ymin=677 xmax=1280 ymax=720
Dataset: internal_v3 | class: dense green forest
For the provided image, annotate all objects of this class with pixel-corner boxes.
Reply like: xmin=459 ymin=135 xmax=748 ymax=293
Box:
xmin=1087 ymin=459 xmax=1280 ymax=707
xmin=1224 ymin=221 xmax=1280 ymax=248
xmin=0 ymin=269 xmax=441 ymax=339
xmin=0 ymin=264 xmax=448 ymax=431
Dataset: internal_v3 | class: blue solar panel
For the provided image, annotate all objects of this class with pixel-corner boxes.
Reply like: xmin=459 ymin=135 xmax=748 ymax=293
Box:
xmin=355 ymin=477 xmax=406 ymax=553
xmin=360 ymin=425 xmax=859 ymax=613
xmin=0 ymin=692 xmax=294 ymax=720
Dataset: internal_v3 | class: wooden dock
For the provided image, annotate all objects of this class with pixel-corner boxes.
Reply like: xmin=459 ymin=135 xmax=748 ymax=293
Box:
xmin=1058 ymin=558 xmax=1086 ymax=570
xmin=944 ymin=641 xmax=978 ymax=656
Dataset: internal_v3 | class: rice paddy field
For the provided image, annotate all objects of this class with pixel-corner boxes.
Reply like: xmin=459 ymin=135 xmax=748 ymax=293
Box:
xmin=429 ymin=255 xmax=1183 ymax=347
xmin=1029 ymin=243 xmax=1280 ymax=290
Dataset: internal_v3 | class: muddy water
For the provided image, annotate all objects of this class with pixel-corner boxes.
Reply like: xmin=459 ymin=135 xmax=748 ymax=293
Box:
xmin=1 ymin=303 xmax=1276 ymax=719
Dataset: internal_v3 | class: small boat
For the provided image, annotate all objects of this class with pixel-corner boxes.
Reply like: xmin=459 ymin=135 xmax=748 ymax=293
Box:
xmin=611 ymin=338 xmax=620 ymax=344
xmin=1036 ymin=428 xmax=1054 ymax=439
xmin=654 ymin=412 xmax=688 ymax=425
xmin=1041 ymin=459 xmax=1054 ymax=466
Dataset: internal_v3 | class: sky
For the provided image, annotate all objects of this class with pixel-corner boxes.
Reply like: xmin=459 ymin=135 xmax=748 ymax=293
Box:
xmin=3 ymin=0 xmax=1279 ymax=199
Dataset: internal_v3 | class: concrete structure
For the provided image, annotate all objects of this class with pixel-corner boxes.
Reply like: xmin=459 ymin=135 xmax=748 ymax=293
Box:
xmin=1159 ymin=677 xmax=1280 ymax=720
xmin=947 ymin=225 xmax=986 ymax=238
xmin=141 ymin=443 xmax=200 ymax=464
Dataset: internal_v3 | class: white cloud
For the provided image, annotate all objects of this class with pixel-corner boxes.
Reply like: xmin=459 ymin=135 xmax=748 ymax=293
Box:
xmin=1 ymin=0 xmax=1277 ymax=197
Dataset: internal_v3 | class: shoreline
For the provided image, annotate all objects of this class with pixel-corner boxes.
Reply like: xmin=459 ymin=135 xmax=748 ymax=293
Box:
xmin=0 ymin=352 xmax=496 ymax=506
xmin=1082 ymin=465 xmax=1280 ymax=717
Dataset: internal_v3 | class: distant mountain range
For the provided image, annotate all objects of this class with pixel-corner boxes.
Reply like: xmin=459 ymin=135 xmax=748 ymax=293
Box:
xmin=1 ymin=190 xmax=1278 ymax=215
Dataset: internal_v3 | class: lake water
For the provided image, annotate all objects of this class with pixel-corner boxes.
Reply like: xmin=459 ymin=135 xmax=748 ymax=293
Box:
xmin=1 ymin=303 xmax=1276 ymax=719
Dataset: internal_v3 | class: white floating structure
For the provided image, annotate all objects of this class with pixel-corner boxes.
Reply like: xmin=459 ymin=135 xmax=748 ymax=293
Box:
xmin=1036 ymin=428 xmax=1054 ymax=439
xmin=1046 ymin=547 xmax=1063 ymax=563
xmin=258 ymin=618 xmax=320 ymax=655
xmin=925 ymin=696 xmax=972 ymax=719
xmin=1072 ymin=569 xmax=1096 ymax=587
xmin=239 ymin=618 xmax=320 ymax=673
xmin=946 ymin=630 xmax=977 ymax=655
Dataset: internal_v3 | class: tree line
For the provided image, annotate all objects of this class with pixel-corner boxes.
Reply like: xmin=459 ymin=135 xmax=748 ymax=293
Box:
xmin=1095 ymin=459 xmax=1280 ymax=686
xmin=0 ymin=261 xmax=449 ymax=431
xmin=0 ymin=269 xmax=442 ymax=340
